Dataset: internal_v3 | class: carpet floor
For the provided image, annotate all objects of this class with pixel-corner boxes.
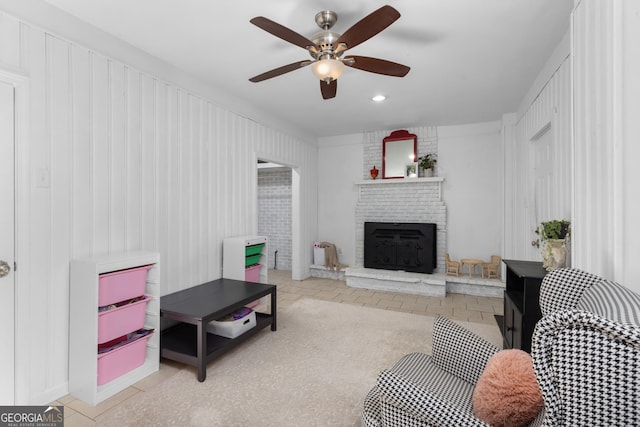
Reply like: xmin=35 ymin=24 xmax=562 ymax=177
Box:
xmin=96 ymin=298 xmax=502 ymax=427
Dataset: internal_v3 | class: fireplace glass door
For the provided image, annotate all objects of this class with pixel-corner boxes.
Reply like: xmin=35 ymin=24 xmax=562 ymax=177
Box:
xmin=364 ymin=222 xmax=436 ymax=274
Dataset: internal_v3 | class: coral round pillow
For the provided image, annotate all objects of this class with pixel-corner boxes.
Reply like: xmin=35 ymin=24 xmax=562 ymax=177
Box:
xmin=472 ymin=349 xmax=543 ymax=427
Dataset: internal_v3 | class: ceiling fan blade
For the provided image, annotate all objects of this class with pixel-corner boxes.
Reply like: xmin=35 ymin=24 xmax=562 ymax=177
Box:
xmin=320 ymin=79 xmax=337 ymax=100
xmin=250 ymin=16 xmax=317 ymax=50
xmin=344 ymin=56 xmax=410 ymax=77
xmin=335 ymin=5 xmax=400 ymax=51
xmin=249 ymin=60 xmax=312 ymax=83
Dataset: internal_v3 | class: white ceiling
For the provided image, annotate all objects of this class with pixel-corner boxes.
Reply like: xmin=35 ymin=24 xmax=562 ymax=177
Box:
xmin=42 ymin=0 xmax=574 ymax=138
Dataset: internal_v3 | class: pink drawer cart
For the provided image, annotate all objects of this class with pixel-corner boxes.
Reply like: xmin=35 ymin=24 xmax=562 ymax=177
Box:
xmin=223 ymin=235 xmax=269 ymax=308
xmin=69 ymin=251 xmax=160 ymax=406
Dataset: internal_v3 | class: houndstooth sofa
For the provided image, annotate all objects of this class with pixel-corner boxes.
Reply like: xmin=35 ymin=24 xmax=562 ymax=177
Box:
xmin=362 ymin=268 xmax=640 ymax=426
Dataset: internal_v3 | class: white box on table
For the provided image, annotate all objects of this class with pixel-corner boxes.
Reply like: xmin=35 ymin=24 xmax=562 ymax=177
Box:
xmin=207 ymin=310 xmax=256 ymax=339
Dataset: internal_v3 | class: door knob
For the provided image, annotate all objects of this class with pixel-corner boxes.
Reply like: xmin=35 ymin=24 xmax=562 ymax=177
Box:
xmin=0 ymin=260 xmax=11 ymax=278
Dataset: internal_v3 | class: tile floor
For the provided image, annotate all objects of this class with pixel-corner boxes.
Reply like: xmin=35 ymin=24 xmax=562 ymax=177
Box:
xmin=271 ymin=270 xmax=503 ymax=323
xmin=52 ymin=270 xmax=503 ymax=426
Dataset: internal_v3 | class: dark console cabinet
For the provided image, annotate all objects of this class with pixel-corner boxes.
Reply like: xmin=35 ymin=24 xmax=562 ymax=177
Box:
xmin=502 ymin=259 xmax=547 ymax=352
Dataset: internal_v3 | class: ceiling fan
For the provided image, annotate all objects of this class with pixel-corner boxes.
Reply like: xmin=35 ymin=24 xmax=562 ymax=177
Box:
xmin=248 ymin=5 xmax=410 ymax=100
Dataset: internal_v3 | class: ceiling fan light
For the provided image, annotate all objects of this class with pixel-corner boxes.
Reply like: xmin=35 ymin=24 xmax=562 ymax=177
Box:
xmin=311 ymin=59 xmax=345 ymax=82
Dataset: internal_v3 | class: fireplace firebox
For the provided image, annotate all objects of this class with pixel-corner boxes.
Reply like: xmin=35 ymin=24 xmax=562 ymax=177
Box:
xmin=364 ymin=222 xmax=437 ymax=274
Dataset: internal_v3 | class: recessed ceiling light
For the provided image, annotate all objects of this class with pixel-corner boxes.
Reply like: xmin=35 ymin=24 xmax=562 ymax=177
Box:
xmin=372 ymin=94 xmax=387 ymax=102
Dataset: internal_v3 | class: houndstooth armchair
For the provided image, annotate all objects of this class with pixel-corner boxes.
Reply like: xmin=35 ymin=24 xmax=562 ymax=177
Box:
xmin=362 ymin=268 xmax=640 ymax=426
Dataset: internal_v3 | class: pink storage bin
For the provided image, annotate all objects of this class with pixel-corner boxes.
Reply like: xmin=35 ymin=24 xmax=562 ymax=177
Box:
xmin=244 ymin=264 xmax=262 ymax=308
xmin=244 ymin=264 xmax=262 ymax=283
xmin=97 ymin=333 xmax=152 ymax=385
xmin=98 ymin=296 xmax=149 ymax=344
xmin=99 ymin=265 xmax=152 ymax=306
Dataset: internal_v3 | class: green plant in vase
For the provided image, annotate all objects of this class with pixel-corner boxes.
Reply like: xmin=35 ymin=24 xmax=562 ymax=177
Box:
xmin=418 ymin=153 xmax=437 ymax=177
xmin=537 ymin=220 xmax=571 ymax=271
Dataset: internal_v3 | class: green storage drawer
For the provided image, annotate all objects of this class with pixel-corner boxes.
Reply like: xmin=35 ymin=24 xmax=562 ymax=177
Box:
xmin=245 ymin=254 xmax=261 ymax=267
xmin=245 ymin=243 xmax=265 ymax=256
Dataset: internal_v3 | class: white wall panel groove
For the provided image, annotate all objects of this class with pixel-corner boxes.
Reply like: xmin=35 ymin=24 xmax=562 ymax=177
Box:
xmin=0 ymin=11 xmax=318 ymax=404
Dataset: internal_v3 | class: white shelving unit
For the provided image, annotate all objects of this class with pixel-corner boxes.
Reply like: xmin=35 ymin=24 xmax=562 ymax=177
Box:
xmin=69 ymin=251 xmax=160 ymax=406
xmin=223 ymin=235 xmax=268 ymax=284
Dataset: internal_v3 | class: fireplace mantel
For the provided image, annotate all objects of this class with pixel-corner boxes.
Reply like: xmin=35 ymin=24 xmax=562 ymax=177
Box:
xmin=355 ymin=177 xmax=444 ymax=186
xmin=355 ymin=177 xmax=444 ymax=201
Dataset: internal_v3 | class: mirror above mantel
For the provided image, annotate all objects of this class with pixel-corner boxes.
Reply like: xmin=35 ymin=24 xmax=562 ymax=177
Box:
xmin=382 ymin=130 xmax=417 ymax=179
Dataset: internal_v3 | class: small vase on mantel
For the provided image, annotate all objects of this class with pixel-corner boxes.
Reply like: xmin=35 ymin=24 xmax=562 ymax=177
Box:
xmin=418 ymin=167 xmax=433 ymax=177
xmin=370 ymin=165 xmax=379 ymax=179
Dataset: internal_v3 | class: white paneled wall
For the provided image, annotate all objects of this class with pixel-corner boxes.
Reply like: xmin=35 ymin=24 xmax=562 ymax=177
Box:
xmin=504 ymin=56 xmax=572 ymax=262
xmin=518 ymin=56 xmax=572 ymax=220
xmin=1 ymin=12 xmax=317 ymax=404
xmin=571 ymin=0 xmax=640 ymax=286
xmin=571 ymin=0 xmax=618 ymax=279
xmin=505 ymin=0 xmax=640 ymax=288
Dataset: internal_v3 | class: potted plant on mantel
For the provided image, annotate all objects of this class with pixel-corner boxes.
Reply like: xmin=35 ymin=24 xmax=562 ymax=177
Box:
xmin=537 ymin=219 xmax=571 ymax=271
xmin=418 ymin=153 xmax=437 ymax=177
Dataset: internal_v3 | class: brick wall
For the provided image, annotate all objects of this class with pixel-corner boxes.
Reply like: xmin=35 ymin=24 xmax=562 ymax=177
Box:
xmin=357 ymin=126 xmax=446 ymax=273
xmin=258 ymin=168 xmax=292 ymax=270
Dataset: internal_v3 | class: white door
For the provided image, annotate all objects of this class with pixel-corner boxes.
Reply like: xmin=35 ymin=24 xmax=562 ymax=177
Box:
xmin=0 ymin=80 xmax=15 ymax=404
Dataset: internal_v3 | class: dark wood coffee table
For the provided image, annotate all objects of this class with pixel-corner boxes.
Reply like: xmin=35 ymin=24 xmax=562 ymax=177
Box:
xmin=160 ymin=278 xmax=276 ymax=382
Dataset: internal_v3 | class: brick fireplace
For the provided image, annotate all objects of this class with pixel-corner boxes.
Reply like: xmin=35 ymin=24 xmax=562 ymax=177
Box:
xmin=356 ymin=127 xmax=445 ymax=270
xmin=343 ymin=127 xmax=448 ymax=297
xmin=355 ymin=179 xmax=446 ymax=273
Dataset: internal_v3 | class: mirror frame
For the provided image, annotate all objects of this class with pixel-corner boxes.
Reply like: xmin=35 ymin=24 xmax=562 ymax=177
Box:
xmin=382 ymin=130 xmax=417 ymax=179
